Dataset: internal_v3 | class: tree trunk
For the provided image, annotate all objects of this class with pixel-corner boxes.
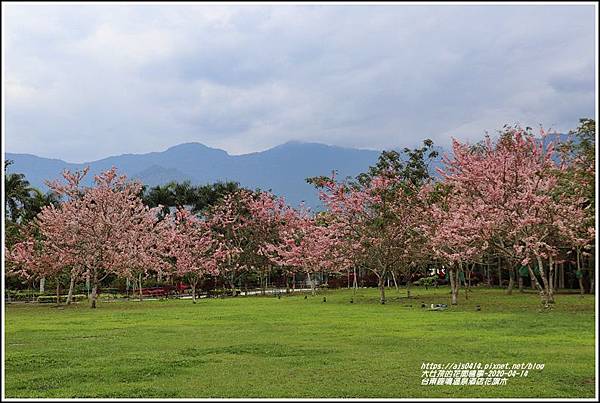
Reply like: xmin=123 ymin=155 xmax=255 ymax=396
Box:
xmin=589 ymin=253 xmax=595 ymax=293
xmin=90 ymin=271 xmax=98 ymax=309
xmin=56 ymin=282 xmax=61 ymax=305
xmin=66 ymin=275 xmax=75 ymax=304
xmin=191 ymin=282 xmax=197 ymax=304
xmin=559 ymin=262 xmax=565 ymax=290
xmin=548 ymin=256 xmax=555 ymax=303
xmin=138 ymin=273 xmax=143 ymax=302
xmin=535 ymin=256 xmax=551 ymax=307
xmin=527 ymin=265 xmax=544 ymax=296
xmin=308 ymin=272 xmax=315 ymax=296
xmin=468 ymin=263 xmax=474 ymax=291
xmin=352 ymin=267 xmax=358 ymax=297
xmin=518 ymin=274 xmax=524 ymax=292
xmin=506 ymin=265 xmax=514 ymax=295
xmin=378 ymin=275 xmax=386 ymax=305
xmin=449 ymin=267 xmax=458 ymax=305
xmin=86 ymin=273 xmax=91 ymax=298
xmin=391 ymin=271 xmax=400 ymax=295
xmin=577 ymin=248 xmax=585 ymax=295
xmin=497 ymin=257 xmax=502 ymax=287
xmin=40 ymin=277 xmax=46 ymax=293
xmin=459 ymin=262 xmax=468 ymax=300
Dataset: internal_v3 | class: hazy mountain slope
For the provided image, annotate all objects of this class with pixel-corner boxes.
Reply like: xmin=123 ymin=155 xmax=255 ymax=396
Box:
xmin=6 ymin=141 xmax=381 ymax=207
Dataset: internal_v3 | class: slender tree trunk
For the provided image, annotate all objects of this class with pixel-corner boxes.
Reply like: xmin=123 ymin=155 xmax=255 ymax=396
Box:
xmin=308 ymin=272 xmax=315 ymax=296
xmin=468 ymin=263 xmax=474 ymax=291
xmin=559 ymin=262 xmax=565 ymax=290
xmin=548 ymin=256 xmax=555 ymax=303
xmin=506 ymin=264 xmax=514 ymax=295
xmin=486 ymin=261 xmax=491 ymax=287
xmin=527 ymin=265 xmax=544 ymax=296
xmin=138 ymin=273 xmax=143 ymax=302
xmin=378 ymin=275 xmax=386 ymax=305
xmin=191 ymin=282 xmax=197 ymax=304
xmin=449 ymin=267 xmax=458 ymax=305
xmin=292 ymin=273 xmax=296 ymax=291
xmin=40 ymin=277 xmax=45 ymax=293
xmin=86 ymin=273 xmax=91 ymax=298
xmin=589 ymin=253 xmax=595 ymax=293
xmin=352 ymin=267 xmax=358 ymax=297
xmin=535 ymin=256 xmax=550 ymax=307
xmin=518 ymin=274 xmax=524 ymax=293
xmin=459 ymin=262 xmax=468 ymax=300
xmin=56 ymin=282 xmax=61 ymax=305
xmin=497 ymin=257 xmax=502 ymax=287
xmin=577 ymin=248 xmax=585 ymax=296
xmin=66 ymin=275 xmax=75 ymax=304
xmin=391 ymin=271 xmax=400 ymax=294
xmin=90 ymin=271 xmax=98 ymax=309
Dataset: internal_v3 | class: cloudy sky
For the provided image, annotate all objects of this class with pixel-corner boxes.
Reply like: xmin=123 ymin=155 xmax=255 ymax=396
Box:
xmin=3 ymin=3 xmax=596 ymax=162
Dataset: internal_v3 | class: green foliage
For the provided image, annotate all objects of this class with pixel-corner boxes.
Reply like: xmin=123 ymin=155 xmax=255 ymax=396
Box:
xmin=414 ymin=275 xmax=438 ymax=287
xmin=555 ymin=118 xmax=595 ymax=219
xmin=4 ymin=160 xmax=59 ymax=252
xmin=142 ymin=180 xmax=243 ymax=218
xmin=37 ymin=295 xmax=87 ymax=304
xmin=356 ymin=139 xmax=438 ymax=188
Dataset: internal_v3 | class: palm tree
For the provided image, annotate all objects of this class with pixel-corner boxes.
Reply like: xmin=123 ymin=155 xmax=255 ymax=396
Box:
xmin=5 ymin=160 xmax=34 ymax=222
xmin=142 ymin=183 xmax=176 ymax=218
xmin=22 ymin=189 xmax=61 ymax=221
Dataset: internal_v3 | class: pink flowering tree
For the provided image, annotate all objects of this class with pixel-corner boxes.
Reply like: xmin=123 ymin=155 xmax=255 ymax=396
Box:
xmin=160 ymin=208 xmax=221 ymax=303
xmin=438 ymin=128 xmax=591 ymax=306
xmin=309 ymin=172 xmax=426 ymax=303
xmin=7 ymin=224 xmax=72 ymax=303
xmin=206 ymin=189 xmax=291 ymax=294
xmin=265 ymin=205 xmax=348 ymax=295
xmin=425 ymin=183 xmax=492 ymax=304
xmin=10 ymin=167 xmax=164 ymax=308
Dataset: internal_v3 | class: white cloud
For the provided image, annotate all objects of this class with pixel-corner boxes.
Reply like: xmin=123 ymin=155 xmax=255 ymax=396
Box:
xmin=3 ymin=3 xmax=596 ymax=162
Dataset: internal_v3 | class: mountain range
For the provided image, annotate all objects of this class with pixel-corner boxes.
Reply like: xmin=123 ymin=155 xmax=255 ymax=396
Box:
xmin=5 ymin=141 xmax=385 ymax=208
xmin=7 ymin=132 xmax=569 ymax=208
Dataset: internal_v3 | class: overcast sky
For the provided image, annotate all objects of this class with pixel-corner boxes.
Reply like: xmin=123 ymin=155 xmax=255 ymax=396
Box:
xmin=3 ymin=3 xmax=596 ymax=162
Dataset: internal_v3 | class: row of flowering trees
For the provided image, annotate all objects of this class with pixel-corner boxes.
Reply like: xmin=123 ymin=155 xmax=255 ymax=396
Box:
xmin=6 ymin=122 xmax=595 ymax=308
xmin=6 ymin=167 xmax=349 ymax=307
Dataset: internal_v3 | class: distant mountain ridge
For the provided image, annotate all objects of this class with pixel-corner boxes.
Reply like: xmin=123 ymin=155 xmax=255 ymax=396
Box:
xmin=7 ymin=133 xmax=567 ymax=208
xmin=5 ymin=141 xmax=384 ymax=208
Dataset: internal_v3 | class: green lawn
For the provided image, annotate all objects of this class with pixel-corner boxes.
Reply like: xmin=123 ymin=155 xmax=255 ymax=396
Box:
xmin=3 ymin=287 xmax=596 ymax=398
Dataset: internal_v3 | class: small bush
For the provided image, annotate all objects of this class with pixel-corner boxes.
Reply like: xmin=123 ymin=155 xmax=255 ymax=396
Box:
xmin=415 ymin=276 xmax=439 ymax=288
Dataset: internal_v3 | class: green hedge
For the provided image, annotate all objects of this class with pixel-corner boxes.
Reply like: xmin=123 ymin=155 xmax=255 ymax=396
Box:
xmin=37 ymin=294 xmax=87 ymax=303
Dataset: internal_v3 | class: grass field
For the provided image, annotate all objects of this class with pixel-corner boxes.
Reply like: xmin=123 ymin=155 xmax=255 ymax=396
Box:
xmin=3 ymin=287 xmax=596 ymax=398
